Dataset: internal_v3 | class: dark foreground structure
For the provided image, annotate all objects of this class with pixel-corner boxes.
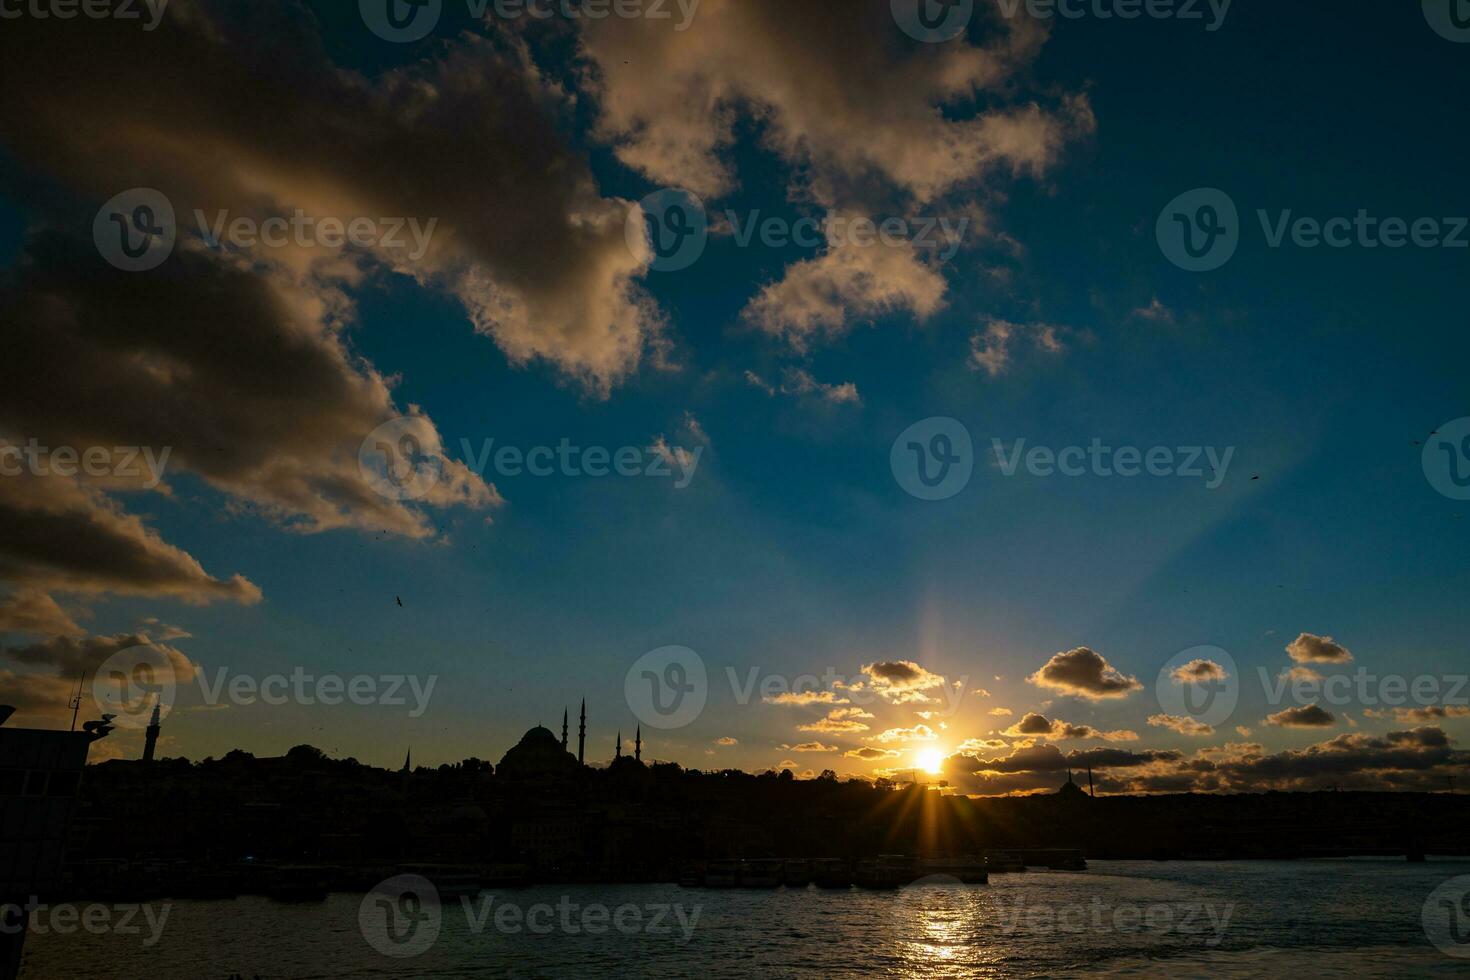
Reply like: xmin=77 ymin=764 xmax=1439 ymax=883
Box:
xmin=53 ymin=727 xmax=1470 ymax=901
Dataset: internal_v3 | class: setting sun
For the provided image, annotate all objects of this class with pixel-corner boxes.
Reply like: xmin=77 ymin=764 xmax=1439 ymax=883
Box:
xmin=916 ymin=748 xmax=945 ymax=775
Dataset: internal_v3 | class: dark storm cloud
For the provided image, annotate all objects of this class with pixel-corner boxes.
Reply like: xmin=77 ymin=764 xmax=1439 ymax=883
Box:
xmin=1027 ymin=647 xmax=1143 ymax=700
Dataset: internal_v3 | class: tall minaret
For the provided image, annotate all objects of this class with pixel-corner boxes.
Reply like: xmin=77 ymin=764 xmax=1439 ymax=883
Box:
xmin=577 ymin=698 xmax=586 ymax=765
xmin=635 ymin=725 xmax=641 ymax=763
xmin=561 ymin=708 xmax=569 ymax=751
xmin=1087 ymin=764 xmax=1095 ymax=798
xmin=615 ymin=731 xmax=622 ymax=760
xmin=142 ymin=701 xmax=161 ymax=763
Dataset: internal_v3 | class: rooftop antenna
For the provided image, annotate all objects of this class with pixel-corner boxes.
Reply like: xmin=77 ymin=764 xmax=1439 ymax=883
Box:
xmin=68 ymin=671 xmax=87 ymax=732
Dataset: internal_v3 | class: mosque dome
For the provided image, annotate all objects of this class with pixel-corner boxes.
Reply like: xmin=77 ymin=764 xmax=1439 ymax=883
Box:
xmin=498 ymin=725 xmax=579 ymax=777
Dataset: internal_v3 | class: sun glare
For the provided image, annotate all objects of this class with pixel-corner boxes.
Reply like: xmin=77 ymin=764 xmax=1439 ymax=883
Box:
xmin=916 ymin=748 xmax=945 ymax=775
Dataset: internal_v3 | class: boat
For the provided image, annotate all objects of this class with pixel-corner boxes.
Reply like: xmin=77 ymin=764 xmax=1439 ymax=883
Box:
xmin=739 ymin=859 xmax=782 ymax=888
xmin=855 ymin=855 xmax=916 ymax=890
xmin=812 ymin=858 xmax=852 ymax=889
xmin=704 ymin=859 xmax=740 ymax=888
xmin=984 ymin=850 xmax=1026 ymax=873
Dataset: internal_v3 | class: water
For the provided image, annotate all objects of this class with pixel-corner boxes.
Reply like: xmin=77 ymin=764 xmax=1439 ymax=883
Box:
xmin=21 ymin=860 xmax=1470 ymax=978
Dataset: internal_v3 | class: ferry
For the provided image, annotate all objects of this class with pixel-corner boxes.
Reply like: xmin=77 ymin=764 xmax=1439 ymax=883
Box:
xmin=812 ymin=858 xmax=852 ymax=888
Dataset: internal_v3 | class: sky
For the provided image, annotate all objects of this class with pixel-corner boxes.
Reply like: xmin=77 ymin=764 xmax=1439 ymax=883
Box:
xmin=0 ymin=0 xmax=1468 ymax=794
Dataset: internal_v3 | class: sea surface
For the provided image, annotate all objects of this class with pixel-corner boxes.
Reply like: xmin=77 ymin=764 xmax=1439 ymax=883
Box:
xmin=21 ymin=859 xmax=1470 ymax=978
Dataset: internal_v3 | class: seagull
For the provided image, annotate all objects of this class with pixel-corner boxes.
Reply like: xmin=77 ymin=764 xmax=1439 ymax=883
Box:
xmin=396 ymin=596 xmax=403 ymax=607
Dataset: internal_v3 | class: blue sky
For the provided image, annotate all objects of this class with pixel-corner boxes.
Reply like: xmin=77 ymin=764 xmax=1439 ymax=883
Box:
xmin=0 ymin=0 xmax=1467 ymax=791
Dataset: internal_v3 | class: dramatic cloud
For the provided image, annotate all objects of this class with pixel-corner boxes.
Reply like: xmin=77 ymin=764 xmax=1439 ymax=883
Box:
xmin=969 ymin=318 xmax=1068 ymax=377
xmin=1004 ymin=712 xmax=1137 ymax=741
xmin=1028 ymin=647 xmax=1143 ymax=700
xmin=861 ymin=660 xmax=946 ymax=703
xmin=1170 ymin=659 xmax=1228 ymax=684
xmin=1286 ymin=633 xmax=1354 ymax=664
xmin=742 ymin=229 xmax=948 ymax=350
xmin=1363 ymin=706 xmax=1470 ymax=723
xmin=874 ymin=724 xmax=937 ymax=743
xmin=1265 ymin=704 xmax=1338 ymax=728
xmin=1148 ymin=714 xmax=1215 ymax=736
xmin=799 ymin=709 xmax=870 ymax=734
xmin=763 ymin=690 xmax=847 ymax=706
xmin=783 ymin=742 xmax=837 ymax=753
xmin=0 ymin=2 xmax=663 ymax=393
xmin=845 ymin=746 xmax=898 ymax=760
xmin=580 ymin=0 xmax=1091 ymax=202
xmin=0 ymin=589 xmax=84 ymax=637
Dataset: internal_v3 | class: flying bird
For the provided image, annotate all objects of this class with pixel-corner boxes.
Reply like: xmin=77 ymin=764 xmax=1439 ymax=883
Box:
xmin=396 ymin=596 xmax=403 ymax=607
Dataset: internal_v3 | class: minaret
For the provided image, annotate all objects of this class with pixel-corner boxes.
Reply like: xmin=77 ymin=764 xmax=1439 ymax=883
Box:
xmin=561 ymin=708 xmax=569 ymax=751
xmin=577 ymin=698 xmax=586 ymax=765
xmin=142 ymin=701 xmax=161 ymax=762
xmin=635 ymin=725 xmax=641 ymax=763
xmin=402 ymin=749 xmax=411 ymax=774
xmin=1087 ymin=764 xmax=1095 ymax=798
xmin=615 ymin=731 xmax=622 ymax=760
